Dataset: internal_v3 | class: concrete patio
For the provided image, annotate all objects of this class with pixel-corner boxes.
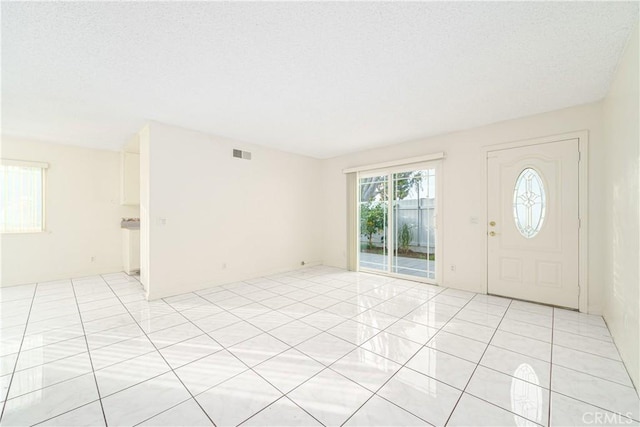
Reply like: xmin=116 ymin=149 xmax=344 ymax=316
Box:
xmin=359 ymin=252 xmax=435 ymax=279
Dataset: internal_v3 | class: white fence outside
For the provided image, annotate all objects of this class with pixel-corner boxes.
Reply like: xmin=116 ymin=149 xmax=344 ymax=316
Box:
xmin=360 ymin=197 xmax=436 ymax=254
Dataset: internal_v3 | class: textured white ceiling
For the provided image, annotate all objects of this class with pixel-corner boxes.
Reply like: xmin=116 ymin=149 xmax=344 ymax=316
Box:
xmin=2 ymin=2 xmax=638 ymax=158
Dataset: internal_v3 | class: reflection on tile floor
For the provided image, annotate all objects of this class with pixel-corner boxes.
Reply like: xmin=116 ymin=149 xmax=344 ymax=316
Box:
xmin=0 ymin=266 xmax=638 ymax=426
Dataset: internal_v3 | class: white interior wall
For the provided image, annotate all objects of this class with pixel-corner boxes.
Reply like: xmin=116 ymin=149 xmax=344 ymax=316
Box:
xmin=0 ymin=138 xmax=139 ymax=286
xmin=139 ymin=125 xmax=151 ymax=290
xmin=602 ymin=22 xmax=639 ymax=390
xmin=142 ymin=122 xmax=323 ymax=300
xmin=321 ymin=102 xmax=606 ymax=314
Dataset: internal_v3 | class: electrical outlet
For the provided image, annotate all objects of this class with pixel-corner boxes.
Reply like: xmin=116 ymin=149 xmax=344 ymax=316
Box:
xmin=222 ymin=263 xmax=227 ymax=269
xmin=90 ymin=256 xmax=96 ymax=262
xmin=450 ymin=265 xmax=456 ymax=272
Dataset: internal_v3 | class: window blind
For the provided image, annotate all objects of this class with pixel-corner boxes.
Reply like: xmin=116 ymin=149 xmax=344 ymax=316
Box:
xmin=0 ymin=161 xmax=47 ymax=233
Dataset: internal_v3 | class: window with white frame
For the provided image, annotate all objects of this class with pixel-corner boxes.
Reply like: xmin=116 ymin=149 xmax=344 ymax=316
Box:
xmin=0 ymin=159 xmax=48 ymax=233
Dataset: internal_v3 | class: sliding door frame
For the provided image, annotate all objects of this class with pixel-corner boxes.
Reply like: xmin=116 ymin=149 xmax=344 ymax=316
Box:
xmin=356 ymin=160 xmax=443 ymax=285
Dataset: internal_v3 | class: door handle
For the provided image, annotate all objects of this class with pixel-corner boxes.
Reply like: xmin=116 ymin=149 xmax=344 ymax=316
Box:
xmin=489 ymin=221 xmax=496 ymax=227
xmin=489 ymin=231 xmax=497 ymax=237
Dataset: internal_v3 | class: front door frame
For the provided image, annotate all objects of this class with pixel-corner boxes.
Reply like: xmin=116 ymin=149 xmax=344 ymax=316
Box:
xmin=482 ymin=131 xmax=589 ymax=313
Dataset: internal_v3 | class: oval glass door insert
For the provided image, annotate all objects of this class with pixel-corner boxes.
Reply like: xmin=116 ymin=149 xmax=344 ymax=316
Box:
xmin=513 ymin=168 xmax=546 ymax=238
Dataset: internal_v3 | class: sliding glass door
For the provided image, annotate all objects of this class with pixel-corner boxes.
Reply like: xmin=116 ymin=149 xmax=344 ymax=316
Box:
xmin=358 ymin=163 xmax=439 ymax=282
xmin=358 ymin=174 xmax=389 ymax=272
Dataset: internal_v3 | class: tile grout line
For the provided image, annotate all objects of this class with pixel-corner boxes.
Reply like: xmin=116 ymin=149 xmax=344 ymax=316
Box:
xmin=511 ymin=317 xmax=615 ymax=344
xmin=286 ymin=281 xmax=444 ymax=370
xmin=130 ymin=397 xmax=197 ymax=427
xmin=184 ymin=293 xmax=310 ymax=344
xmin=0 ymin=282 xmax=38 ymax=423
xmin=8 ymin=284 xmax=111 ymax=425
xmin=160 ymin=292 xmax=327 ymax=427
xmin=2 ymin=284 xmax=127 ymax=338
xmin=548 ymin=308 xmax=555 ymax=426
xmin=334 ymin=298 xmax=560 ymax=406
xmin=196 ymin=275 xmax=400 ymax=353
xmin=69 ymin=277 xmax=110 ymax=426
xmin=31 ymin=399 xmax=104 ymax=427
xmin=273 ymin=276 xmax=440 ymax=426
xmin=336 ymin=306 xmax=551 ymax=427
xmin=551 ymin=341 xmax=629 ymax=363
xmin=7 ymin=282 xmax=408 ymax=402
xmin=550 ymin=390 xmax=640 ymax=423
xmin=236 ymin=396 xmax=324 ymax=427
xmin=26 ymin=285 xmax=623 ymax=425
xmin=3 ymin=268 xmax=635 ymax=426
xmin=442 ymin=298 xmax=514 ymax=427
xmin=339 ymin=287 xmax=477 ymax=427
xmin=9 ymin=328 xmax=145 ymax=376
xmin=100 ymin=275 xmax=219 ymax=427
xmin=487 ymin=341 xmax=552 ymax=363
xmin=198 ymin=273 xmax=335 ymax=303
xmin=545 ymin=363 xmax=636 ymax=389
xmin=341 ymin=285 xmax=473 ymax=418
xmin=130 ymin=270 xmax=616 ymax=421
xmin=158 ymin=272 xmax=423 ymax=424
xmin=368 ymin=292 xmax=488 ymax=411
xmin=85 ymin=290 xmax=304 ymax=393
xmin=3 ymin=334 xmax=85 ymax=370
xmin=493 ymin=328 xmax=624 ymax=364
xmin=8 ymin=295 xmax=142 ymax=355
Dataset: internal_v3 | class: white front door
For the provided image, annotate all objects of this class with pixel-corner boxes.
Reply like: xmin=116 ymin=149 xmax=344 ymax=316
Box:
xmin=487 ymin=139 xmax=580 ymax=308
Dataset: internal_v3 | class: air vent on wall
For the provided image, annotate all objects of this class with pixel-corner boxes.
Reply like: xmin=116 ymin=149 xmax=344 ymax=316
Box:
xmin=233 ymin=149 xmax=252 ymax=160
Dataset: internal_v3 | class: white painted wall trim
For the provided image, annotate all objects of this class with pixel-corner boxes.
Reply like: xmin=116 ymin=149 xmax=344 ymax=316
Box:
xmin=342 ymin=152 xmax=445 ymax=174
xmin=482 ymin=130 xmax=590 ymax=313
xmin=346 ymin=173 xmax=358 ymax=271
xmin=577 ymin=132 xmax=589 ymax=314
xmin=1 ymin=158 xmax=49 ymax=169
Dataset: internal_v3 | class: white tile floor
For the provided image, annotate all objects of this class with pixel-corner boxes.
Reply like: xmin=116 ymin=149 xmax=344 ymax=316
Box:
xmin=0 ymin=266 xmax=638 ymax=426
